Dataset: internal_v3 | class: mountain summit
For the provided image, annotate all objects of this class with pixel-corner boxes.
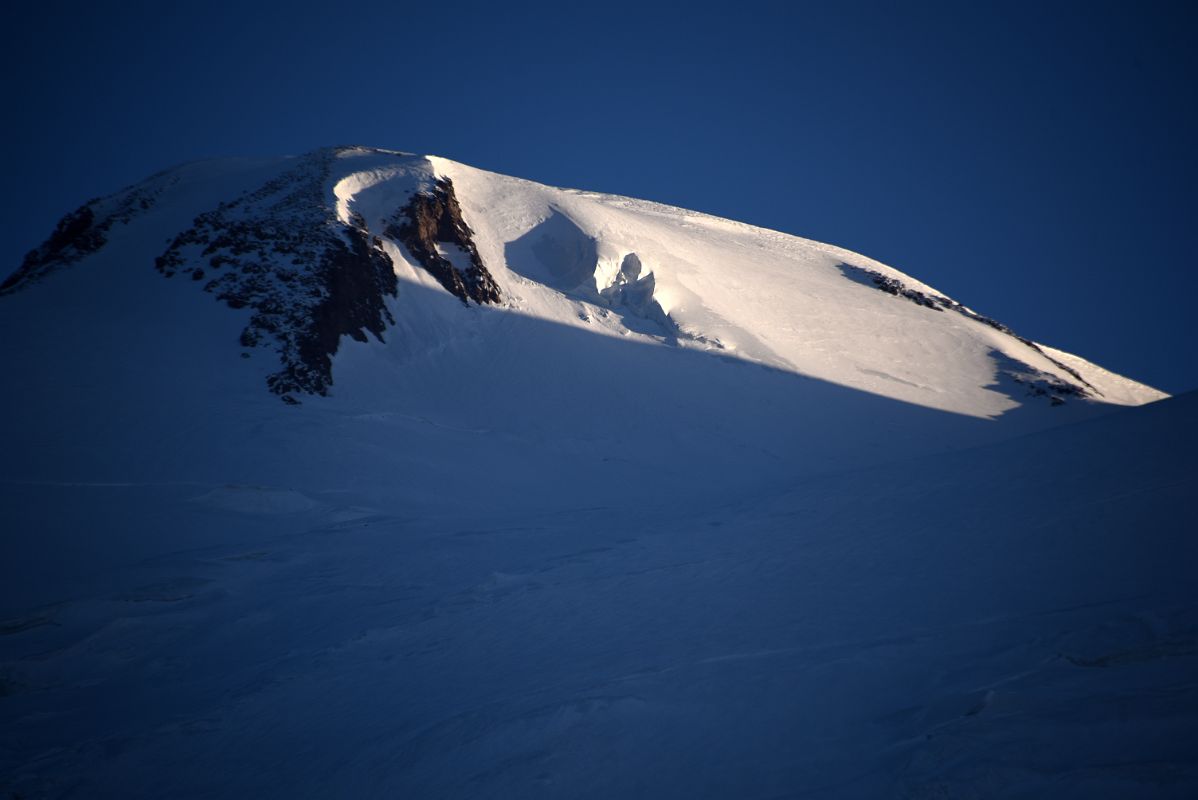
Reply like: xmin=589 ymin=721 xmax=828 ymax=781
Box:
xmin=3 ymin=145 xmax=1164 ymax=413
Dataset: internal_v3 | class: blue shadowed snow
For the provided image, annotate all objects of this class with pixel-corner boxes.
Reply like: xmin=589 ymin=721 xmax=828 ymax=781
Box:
xmin=1 ymin=311 xmax=1194 ymax=797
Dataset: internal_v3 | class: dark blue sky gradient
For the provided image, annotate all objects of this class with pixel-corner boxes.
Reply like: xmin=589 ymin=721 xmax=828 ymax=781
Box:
xmin=4 ymin=1 xmax=1195 ymax=391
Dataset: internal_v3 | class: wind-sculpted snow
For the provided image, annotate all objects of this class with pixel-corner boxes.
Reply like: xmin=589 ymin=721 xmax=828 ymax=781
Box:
xmin=504 ymin=210 xmax=679 ymax=341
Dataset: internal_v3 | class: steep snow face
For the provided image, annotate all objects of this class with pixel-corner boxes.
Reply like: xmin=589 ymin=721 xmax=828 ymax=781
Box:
xmin=3 ymin=145 xmax=1164 ymax=417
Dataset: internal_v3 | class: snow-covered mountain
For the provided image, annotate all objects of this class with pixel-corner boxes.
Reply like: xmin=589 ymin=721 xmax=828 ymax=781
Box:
xmin=3 ymin=145 xmax=1163 ymax=413
xmin=0 ymin=146 xmax=1167 ymax=498
xmin=1 ymin=147 xmax=1191 ymax=799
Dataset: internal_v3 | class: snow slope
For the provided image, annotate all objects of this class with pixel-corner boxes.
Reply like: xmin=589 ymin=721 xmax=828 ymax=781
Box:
xmin=0 ymin=146 xmax=1188 ymax=798
xmin=1 ymin=390 xmax=1192 ymax=799
xmin=340 ymin=146 xmax=1163 ymax=416
xmin=423 ymin=150 xmax=1164 ymax=414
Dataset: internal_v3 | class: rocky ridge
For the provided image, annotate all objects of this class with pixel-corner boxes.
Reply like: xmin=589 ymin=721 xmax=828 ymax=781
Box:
xmin=837 ymin=261 xmax=1097 ymax=404
xmin=4 ymin=148 xmax=504 ymax=403
xmin=1 ymin=170 xmax=178 ymax=295
xmin=387 ymin=177 xmax=501 ymax=306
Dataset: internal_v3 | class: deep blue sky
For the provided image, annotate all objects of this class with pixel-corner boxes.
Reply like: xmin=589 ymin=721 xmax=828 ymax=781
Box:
xmin=4 ymin=1 xmax=1195 ymax=392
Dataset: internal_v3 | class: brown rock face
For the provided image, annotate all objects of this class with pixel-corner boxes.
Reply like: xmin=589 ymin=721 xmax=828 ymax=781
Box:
xmin=281 ymin=225 xmax=397 ymax=399
xmin=388 ymin=178 xmax=501 ymax=305
xmin=155 ymin=150 xmax=398 ymax=402
xmin=2 ymin=152 xmax=495 ymax=404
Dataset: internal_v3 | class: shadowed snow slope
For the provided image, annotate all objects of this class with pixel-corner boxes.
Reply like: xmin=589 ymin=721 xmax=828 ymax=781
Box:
xmin=0 ymin=391 xmax=1192 ymax=799
xmin=0 ymin=146 xmax=1189 ymax=799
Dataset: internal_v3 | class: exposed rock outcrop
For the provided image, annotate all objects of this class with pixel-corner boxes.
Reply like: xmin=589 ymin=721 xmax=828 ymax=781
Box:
xmin=993 ymin=352 xmax=1090 ymax=406
xmin=1 ymin=204 xmax=103 ymax=294
xmin=1 ymin=173 xmax=174 ymax=295
xmin=156 ymin=150 xmax=397 ymax=402
xmin=387 ymin=178 xmax=500 ymax=305
xmin=5 ymin=150 xmax=475 ymax=403
xmin=837 ymin=261 xmax=1099 ymax=403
